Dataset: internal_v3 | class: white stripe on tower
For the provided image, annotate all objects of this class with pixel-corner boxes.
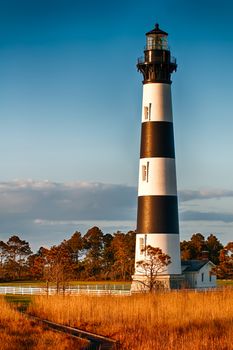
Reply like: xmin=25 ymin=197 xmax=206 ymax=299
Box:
xmin=135 ymin=234 xmax=181 ymax=275
xmin=138 ymin=157 xmax=177 ymax=196
xmin=141 ymin=83 xmax=173 ymax=122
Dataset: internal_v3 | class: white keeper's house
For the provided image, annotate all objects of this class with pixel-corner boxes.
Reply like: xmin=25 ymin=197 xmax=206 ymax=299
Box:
xmin=181 ymin=260 xmax=216 ymax=289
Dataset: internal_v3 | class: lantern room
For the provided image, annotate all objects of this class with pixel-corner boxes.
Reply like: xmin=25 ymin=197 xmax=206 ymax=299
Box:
xmin=146 ymin=23 xmax=168 ymax=51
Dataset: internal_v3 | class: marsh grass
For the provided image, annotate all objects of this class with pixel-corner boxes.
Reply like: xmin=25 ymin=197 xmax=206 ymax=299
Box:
xmin=5 ymin=295 xmax=33 ymax=312
xmin=29 ymin=289 xmax=233 ymax=350
xmin=0 ymin=297 xmax=88 ymax=350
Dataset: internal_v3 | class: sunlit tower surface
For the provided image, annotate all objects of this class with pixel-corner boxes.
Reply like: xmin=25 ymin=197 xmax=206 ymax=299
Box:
xmin=132 ymin=24 xmax=183 ymax=290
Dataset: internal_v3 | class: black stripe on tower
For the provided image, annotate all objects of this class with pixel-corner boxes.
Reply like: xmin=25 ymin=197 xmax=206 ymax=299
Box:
xmin=140 ymin=121 xmax=175 ymax=158
xmin=137 ymin=196 xmax=179 ymax=233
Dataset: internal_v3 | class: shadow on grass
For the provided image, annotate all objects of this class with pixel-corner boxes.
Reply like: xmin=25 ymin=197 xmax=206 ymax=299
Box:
xmin=4 ymin=294 xmax=33 ymax=312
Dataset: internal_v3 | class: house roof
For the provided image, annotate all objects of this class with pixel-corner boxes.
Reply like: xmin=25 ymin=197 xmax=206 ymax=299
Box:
xmin=181 ymin=260 xmax=215 ymax=272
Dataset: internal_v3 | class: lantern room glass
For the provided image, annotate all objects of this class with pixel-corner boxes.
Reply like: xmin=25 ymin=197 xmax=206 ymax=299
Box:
xmin=146 ymin=34 xmax=168 ymax=50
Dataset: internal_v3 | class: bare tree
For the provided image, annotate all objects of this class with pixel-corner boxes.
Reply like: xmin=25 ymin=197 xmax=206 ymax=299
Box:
xmin=136 ymin=245 xmax=171 ymax=292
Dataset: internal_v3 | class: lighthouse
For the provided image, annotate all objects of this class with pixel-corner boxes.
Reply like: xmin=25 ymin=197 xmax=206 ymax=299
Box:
xmin=132 ymin=24 xmax=183 ymax=290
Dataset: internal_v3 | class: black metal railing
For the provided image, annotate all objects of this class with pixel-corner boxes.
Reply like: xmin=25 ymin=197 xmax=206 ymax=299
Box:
xmin=137 ymin=56 xmax=176 ymax=65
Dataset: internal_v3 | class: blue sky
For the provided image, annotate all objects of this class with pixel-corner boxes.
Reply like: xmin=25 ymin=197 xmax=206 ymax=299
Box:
xmin=0 ymin=0 xmax=233 ymax=250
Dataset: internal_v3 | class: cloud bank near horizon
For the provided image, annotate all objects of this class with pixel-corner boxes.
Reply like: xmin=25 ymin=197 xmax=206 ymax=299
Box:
xmin=1 ymin=180 xmax=233 ymax=223
xmin=179 ymin=189 xmax=233 ymax=202
xmin=0 ymin=180 xmax=233 ymax=249
xmin=0 ymin=180 xmax=136 ymax=222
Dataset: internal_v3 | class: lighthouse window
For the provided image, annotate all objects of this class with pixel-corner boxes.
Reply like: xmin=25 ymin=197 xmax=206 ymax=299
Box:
xmin=144 ymin=106 xmax=149 ymax=120
xmin=142 ymin=162 xmax=149 ymax=182
xmin=144 ymin=103 xmax=152 ymax=120
xmin=144 ymin=234 xmax=147 ymax=256
xmin=148 ymin=103 xmax=152 ymax=120
xmin=142 ymin=165 xmax=147 ymax=181
xmin=139 ymin=238 xmax=144 ymax=254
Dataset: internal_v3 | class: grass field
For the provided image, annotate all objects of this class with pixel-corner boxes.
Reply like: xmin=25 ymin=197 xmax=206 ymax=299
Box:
xmin=0 ymin=279 xmax=232 ymax=288
xmin=28 ymin=288 xmax=233 ymax=350
xmin=0 ymin=297 xmax=88 ymax=350
xmin=217 ymin=279 xmax=233 ymax=286
xmin=0 ymin=281 xmax=45 ymax=287
xmin=0 ymin=280 xmax=131 ymax=288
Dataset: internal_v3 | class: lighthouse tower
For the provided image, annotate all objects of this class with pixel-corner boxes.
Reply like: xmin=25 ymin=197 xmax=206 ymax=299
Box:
xmin=132 ymin=24 xmax=183 ymax=290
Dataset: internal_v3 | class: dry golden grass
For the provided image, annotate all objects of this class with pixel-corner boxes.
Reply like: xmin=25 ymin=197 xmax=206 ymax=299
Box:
xmin=0 ymin=297 xmax=88 ymax=350
xmin=28 ymin=289 xmax=233 ymax=350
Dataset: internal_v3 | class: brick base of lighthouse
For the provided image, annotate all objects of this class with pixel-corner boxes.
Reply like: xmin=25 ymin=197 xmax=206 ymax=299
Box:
xmin=131 ymin=274 xmax=185 ymax=292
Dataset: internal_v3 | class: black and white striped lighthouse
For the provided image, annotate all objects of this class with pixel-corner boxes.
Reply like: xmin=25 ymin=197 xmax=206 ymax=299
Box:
xmin=132 ymin=24 xmax=183 ymax=290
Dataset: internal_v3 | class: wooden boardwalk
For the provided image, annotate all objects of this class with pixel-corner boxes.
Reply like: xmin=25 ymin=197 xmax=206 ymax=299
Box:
xmin=27 ymin=314 xmax=120 ymax=350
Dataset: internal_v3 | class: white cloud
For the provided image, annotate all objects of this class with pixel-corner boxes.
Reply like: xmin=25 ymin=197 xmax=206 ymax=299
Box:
xmin=179 ymin=189 xmax=233 ymax=202
xmin=0 ymin=180 xmax=233 ymax=250
xmin=180 ymin=210 xmax=233 ymax=223
xmin=0 ymin=180 xmax=137 ymax=222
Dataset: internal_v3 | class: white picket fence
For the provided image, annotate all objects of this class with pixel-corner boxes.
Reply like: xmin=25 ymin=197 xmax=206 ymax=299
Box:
xmin=0 ymin=286 xmax=131 ymax=296
xmin=1 ymin=285 xmax=226 ymax=296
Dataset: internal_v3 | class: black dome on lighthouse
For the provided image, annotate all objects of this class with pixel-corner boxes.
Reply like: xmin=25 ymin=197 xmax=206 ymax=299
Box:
xmin=137 ymin=22 xmax=176 ymax=84
xmin=146 ymin=23 xmax=168 ymax=36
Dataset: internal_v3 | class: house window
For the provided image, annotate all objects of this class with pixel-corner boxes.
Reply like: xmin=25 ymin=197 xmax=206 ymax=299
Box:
xmin=144 ymin=103 xmax=152 ymax=120
xmin=209 ymin=273 xmax=212 ymax=282
xmin=142 ymin=162 xmax=149 ymax=182
xmin=201 ymin=273 xmax=204 ymax=282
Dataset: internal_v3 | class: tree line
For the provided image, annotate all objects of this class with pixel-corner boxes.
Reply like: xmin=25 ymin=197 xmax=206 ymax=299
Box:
xmin=181 ymin=233 xmax=233 ymax=279
xmin=0 ymin=227 xmax=135 ymax=286
xmin=0 ymin=229 xmax=232 ymax=286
